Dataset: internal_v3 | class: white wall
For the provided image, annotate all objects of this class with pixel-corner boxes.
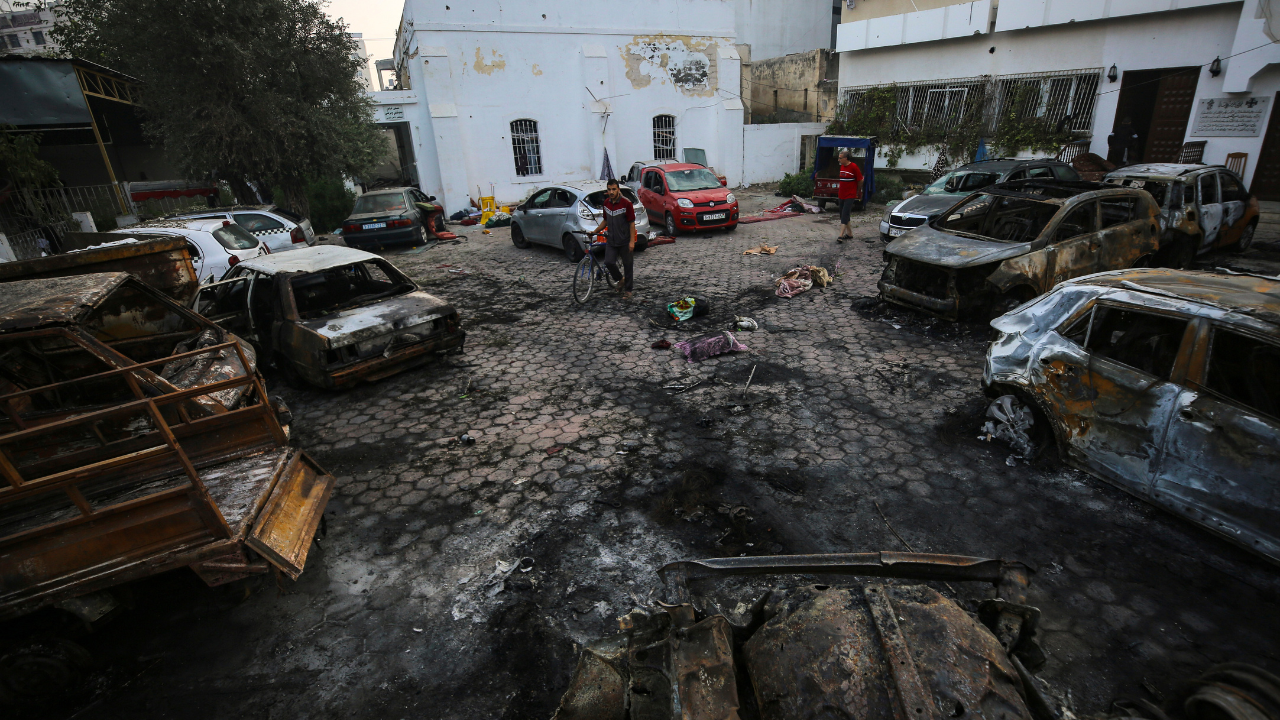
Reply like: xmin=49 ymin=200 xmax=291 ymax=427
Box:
xmin=742 ymin=122 xmax=828 ymax=184
xmin=397 ymin=0 xmax=749 ymax=211
xmin=836 ymin=3 xmax=1280 ymax=186
xmin=836 ymin=1 xmax=992 ymax=52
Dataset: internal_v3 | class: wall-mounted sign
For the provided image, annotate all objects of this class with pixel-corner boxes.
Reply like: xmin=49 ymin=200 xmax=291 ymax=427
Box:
xmin=1190 ymin=96 xmax=1271 ymax=137
xmin=380 ymin=105 xmax=405 ymax=122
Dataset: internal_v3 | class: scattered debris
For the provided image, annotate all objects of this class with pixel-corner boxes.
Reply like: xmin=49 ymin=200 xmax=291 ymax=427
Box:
xmin=775 ymin=267 xmax=813 ymax=298
xmin=674 ymin=331 xmax=749 ymax=362
xmin=459 ymin=434 xmax=477 ymax=446
xmin=733 ymin=316 xmax=758 ymax=331
xmin=651 ymin=339 xmax=672 ymax=349
xmin=980 ymin=395 xmax=1036 ymax=458
xmin=742 ymin=243 xmax=778 ymax=255
xmin=667 ymin=296 xmax=710 ymax=322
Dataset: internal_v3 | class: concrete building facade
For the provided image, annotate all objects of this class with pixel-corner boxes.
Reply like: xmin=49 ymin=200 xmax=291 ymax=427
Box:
xmin=834 ymin=0 xmax=1280 ymax=197
xmin=0 ymin=0 xmax=61 ymax=56
xmin=373 ymin=0 xmax=840 ymax=212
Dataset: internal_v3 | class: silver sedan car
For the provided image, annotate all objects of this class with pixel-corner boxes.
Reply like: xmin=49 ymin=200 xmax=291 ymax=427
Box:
xmin=510 ymin=181 xmax=653 ymax=261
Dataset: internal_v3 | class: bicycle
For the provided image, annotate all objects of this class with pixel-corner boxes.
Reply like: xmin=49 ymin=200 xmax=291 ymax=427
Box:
xmin=570 ymin=231 xmax=622 ymax=304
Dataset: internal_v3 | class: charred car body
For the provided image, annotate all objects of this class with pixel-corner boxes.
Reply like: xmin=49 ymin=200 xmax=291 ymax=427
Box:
xmin=984 ymin=269 xmax=1280 ymax=564
xmin=192 ymin=246 xmax=465 ymax=389
xmin=0 ymin=273 xmax=333 ymax=621
xmin=1104 ymin=164 xmax=1259 ymax=266
xmin=880 ymin=181 xmax=1161 ymax=320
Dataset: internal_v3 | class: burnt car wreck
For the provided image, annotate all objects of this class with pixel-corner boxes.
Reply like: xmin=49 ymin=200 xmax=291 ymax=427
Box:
xmin=552 ymin=552 xmax=1278 ymax=720
xmin=983 ymin=269 xmax=1280 ymax=563
xmin=880 ymin=181 xmax=1161 ymax=321
xmin=0 ymin=273 xmax=333 ymax=623
xmin=191 ymin=246 xmax=465 ymax=389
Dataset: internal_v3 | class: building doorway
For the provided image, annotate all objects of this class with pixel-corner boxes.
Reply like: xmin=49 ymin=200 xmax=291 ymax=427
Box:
xmin=1109 ymin=67 xmax=1199 ymax=165
xmin=1251 ymin=93 xmax=1280 ymax=200
xmin=367 ymin=122 xmax=417 ymax=189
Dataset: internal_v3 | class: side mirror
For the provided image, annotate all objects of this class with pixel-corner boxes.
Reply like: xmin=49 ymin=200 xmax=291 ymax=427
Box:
xmin=944 ymin=177 xmax=960 ymax=193
xmin=720 ymin=178 xmax=727 ymax=187
xmin=426 ymin=195 xmax=436 ymax=202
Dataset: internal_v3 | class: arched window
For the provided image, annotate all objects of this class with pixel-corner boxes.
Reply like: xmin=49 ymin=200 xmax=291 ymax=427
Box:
xmin=653 ymin=114 xmax=676 ymax=160
xmin=511 ymin=119 xmax=542 ymax=176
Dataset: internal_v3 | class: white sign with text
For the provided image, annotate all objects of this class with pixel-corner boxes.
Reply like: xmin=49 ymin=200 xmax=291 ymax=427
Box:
xmin=1190 ymin=96 xmax=1270 ymax=137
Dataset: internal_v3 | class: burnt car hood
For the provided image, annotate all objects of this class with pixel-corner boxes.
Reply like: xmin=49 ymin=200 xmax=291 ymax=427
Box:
xmin=886 ymin=225 xmax=1031 ymax=269
xmin=300 ymin=291 xmax=454 ymax=348
xmin=893 ymin=193 xmax=964 ymax=218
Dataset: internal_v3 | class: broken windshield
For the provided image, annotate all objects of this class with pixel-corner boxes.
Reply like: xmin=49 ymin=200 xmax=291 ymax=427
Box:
xmin=936 ymin=193 xmax=1060 ymax=243
xmin=289 ymin=260 xmax=415 ymax=318
xmin=923 ymin=170 xmax=1000 ymax=196
xmin=352 ymin=193 xmax=408 ymax=215
xmin=664 ymin=168 xmax=722 ymax=191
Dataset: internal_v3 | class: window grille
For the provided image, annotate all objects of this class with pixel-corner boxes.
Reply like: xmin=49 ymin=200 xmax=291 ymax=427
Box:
xmin=511 ymin=119 xmax=542 ymax=176
xmin=839 ymin=68 xmax=1102 ymax=138
xmin=653 ymin=115 xmax=676 ymax=160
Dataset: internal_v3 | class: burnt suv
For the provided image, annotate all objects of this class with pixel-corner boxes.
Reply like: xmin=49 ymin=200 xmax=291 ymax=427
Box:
xmin=192 ymin=246 xmax=464 ymax=388
xmin=879 ymin=180 xmax=1161 ymax=320
xmin=880 ymin=158 xmax=1080 ymax=242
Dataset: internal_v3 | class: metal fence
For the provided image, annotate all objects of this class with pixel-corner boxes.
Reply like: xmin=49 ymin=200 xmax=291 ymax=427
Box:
xmin=0 ymin=183 xmax=135 ymax=237
xmin=4 ymin=220 xmax=73 ymax=261
xmin=653 ymin=114 xmax=676 ymax=160
xmin=838 ymin=67 xmax=1103 ymax=139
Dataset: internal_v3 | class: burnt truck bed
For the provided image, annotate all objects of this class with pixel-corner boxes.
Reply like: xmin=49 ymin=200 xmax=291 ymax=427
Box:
xmin=0 ymin=235 xmax=200 ymax=305
xmin=0 ymin=273 xmax=333 ymax=620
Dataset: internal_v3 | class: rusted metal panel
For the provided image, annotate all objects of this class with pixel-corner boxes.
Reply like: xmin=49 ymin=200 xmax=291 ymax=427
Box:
xmin=0 ymin=237 xmax=200 ymax=305
xmin=246 ymin=452 xmax=332 ymax=580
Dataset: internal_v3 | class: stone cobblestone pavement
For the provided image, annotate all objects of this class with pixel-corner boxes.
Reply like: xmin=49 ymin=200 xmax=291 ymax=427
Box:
xmin=60 ymin=192 xmax=1280 ymax=720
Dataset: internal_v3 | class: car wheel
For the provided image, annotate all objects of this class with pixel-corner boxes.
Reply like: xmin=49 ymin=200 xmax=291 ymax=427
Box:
xmin=723 ymin=223 xmax=737 ymax=232
xmin=665 ymin=213 xmax=677 ymax=237
xmin=511 ymin=223 xmax=530 ymax=249
xmin=417 ymin=226 xmax=429 ymax=244
xmin=562 ymin=233 xmax=584 ymax=262
xmin=274 ymin=354 xmax=304 ymax=389
xmin=1233 ymin=221 xmax=1257 ymax=252
xmin=816 ymin=199 xmax=827 ymax=211
xmin=633 ymin=237 xmax=648 ymax=253
xmin=988 ymin=288 xmax=1035 ymax=321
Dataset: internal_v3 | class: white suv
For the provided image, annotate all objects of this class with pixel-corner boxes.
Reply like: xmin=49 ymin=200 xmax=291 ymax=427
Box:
xmin=171 ymin=205 xmax=317 ymax=253
xmin=112 ymin=218 xmax=268 ymax=283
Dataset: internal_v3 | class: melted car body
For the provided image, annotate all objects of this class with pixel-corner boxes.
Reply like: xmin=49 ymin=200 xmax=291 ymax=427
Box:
xmin=192 ymin=246 xmax=465 ymax=389
xmin=879 ymin=181 xmax=1161 ymax=320
xmin=983 ymin=269 xmax=1280 ymax=563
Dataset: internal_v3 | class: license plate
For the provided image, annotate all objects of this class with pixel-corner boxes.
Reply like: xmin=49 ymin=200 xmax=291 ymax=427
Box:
xmin=363 ymin=222 xmax=386 ymax=230
xmin=888 ymin=227 xmax=906 ymax=237
xmin=703 ymin=212 xmax=726 ymax=221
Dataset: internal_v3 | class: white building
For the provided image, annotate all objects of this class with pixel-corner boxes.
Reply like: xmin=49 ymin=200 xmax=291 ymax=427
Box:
xmin=0 ymin=1 xmax=61 ymax=55
xmin=835 ymin=0 xmax=1280 ymax=199
xmin=349 ymin=32 xmax=374 ymax=90
xmin=370 ymin=0 xmax=835 ymax=212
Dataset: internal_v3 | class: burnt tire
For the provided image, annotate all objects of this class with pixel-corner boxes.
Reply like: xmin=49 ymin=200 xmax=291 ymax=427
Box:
xmin=511 ymin=223 xmax=530 ymax=249
xmin=988 ymin=288 xmax=1036 ymax=321
xmin=1156 ymin=236 xmax=1195 ymax=269
xmin=562 ymin=233 xmax=584 ymax=262
xmin=633 ymin=237 xmax=648 ymax=253
xmin=723 ymin=223 xmax=738 ymax=232
xmin=1233 ymin=221 xmax=1257 ymax=252
xmin=0 ymin=638 xmax=93 ymax=709
xmin=665 ymin=213 xmax=677 ymax=237
xmin=274 ymin=354 xmax=304 ymax=390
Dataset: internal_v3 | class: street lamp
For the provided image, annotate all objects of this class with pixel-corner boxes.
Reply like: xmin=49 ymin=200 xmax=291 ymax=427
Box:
xmin=1107 ymin=64 xmax=1118 ymax=83
xmin=1210 ymin=57 xmax=1222 ymax=77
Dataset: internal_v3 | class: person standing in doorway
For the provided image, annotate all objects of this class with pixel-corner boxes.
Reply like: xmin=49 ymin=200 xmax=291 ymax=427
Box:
xmin=593 ymin=178 xmax=637 ymax=299
xmin=837 ymin=149 xmax=864 ymax=242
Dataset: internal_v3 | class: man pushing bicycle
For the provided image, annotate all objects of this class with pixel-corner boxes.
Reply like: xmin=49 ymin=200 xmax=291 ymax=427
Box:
xmin=592 ymin=178 xmax=636 ymax=300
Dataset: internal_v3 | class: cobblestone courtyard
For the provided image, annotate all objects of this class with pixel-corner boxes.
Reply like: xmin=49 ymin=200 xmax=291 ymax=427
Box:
xmin=56 ymin=194 xmax=1280 ymax=719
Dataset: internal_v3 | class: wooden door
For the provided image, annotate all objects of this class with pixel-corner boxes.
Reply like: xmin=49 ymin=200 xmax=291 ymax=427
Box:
xmin=1251 ymin=92 xmax=1280 ymax=200
xmin=1144 ymin=70 xmax=1199 ymax=163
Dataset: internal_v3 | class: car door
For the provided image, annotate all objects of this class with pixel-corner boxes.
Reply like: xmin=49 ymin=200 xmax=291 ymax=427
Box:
xmin=1044 ymin=200 xmax=1099 ymax=286
xmin=191 ymin=274 xmax=252 ymax=336
xmin=185 ymin=238 xmax=209 ymax=284
xmin=625 ymin=164 xmax=644 ymax=194
xmin=1195 ymin=172 xmax=1223 ymax=251
xmin=1096 ymin=194 xmax=1158 ymax=269
xmin=233 ymin=212 xmax=291 ymax=253
xmin=1216 ymin=171 xmax=1249 ymax=248
xmin=544 ymin=188 xmax=576 ymax=240
xmin=518 ymin=187 xmax=555 ymax=245
xmin=1153 ymin=323 xmax=1280 ymax=558
xmin=1043 ymin=302 xmax=1191 ymax=491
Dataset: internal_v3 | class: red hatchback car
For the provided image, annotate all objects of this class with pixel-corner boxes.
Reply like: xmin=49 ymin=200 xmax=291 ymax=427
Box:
xmin=637 ymin=163 xmax=738 ymax=236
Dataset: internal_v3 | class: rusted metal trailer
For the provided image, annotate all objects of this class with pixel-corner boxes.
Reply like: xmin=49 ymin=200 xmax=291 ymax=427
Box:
xmin=0 ymin=234 xmax=200 ymax=305
xmin=0 ymin=273 xmax=333 ymax=621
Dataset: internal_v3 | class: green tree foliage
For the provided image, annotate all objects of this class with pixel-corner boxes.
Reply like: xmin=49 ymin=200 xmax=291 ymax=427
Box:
xmin=777 ymin=171 xmax=814 ymax=198
xmin=53 ymin=0 xmax=387 ymax=218
xmin=0 ymin=125 xmax=60 ymax=190
xmin=827 ymin=82 xmax=1072 ymax=169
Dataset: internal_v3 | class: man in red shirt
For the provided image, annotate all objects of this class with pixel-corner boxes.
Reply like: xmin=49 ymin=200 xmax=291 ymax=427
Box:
xmin=837 ymin=149 xmax=864 ymax=242
xmin=592 ymin=178 xmax=637 ymax=298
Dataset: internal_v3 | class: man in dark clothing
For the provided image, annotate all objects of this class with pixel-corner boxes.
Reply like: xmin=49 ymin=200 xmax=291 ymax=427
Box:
xmin=592 ymin=178 xmax=637 ymax=298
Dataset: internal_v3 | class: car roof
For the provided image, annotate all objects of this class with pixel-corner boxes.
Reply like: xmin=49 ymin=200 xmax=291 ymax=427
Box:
xmin=558 ymin=180 xmax=612 ymax=192
xmin=358 ymin=188 xmax=411 ymax=196
xmin=237 ymin=245 xmax=381 ymax=274
xmin=954 ymin=158 xmax=1068 ymax=173
xmin=168 ymin=204 xmax=282 ymax=218
xmin=1105 ymin=163 xmax=1219 ymax=180
xmin=651 ymin=163 xmax=708 ymax=172
xmin=112 ymin=218 xmax=225 ymax=233
xmin=0 ymin=272 xmax=131 ymax=332
xmin=1074 ymin=269 xmax=1280 ymax=323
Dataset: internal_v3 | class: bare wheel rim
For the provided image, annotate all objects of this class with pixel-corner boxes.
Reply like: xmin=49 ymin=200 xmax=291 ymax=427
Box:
xmin=1238 ymin=224 xmax=1255 ymax=251
xmin=572 ymin=257 xmax=595 ymax=303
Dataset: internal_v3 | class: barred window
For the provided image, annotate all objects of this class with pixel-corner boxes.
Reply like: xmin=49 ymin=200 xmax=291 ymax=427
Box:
xmin=511 ymin=119 xmax=542 ymax=176
xmin=653 ymin=114 xmax=676 ymax=160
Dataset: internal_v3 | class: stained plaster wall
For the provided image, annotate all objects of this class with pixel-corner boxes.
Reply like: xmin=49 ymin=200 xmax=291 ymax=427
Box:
xmin=836 ymin=2 xmax=1278 ymax=188
xmin=743 ymin=121 xmax=829 ymax=183
xmin=388 ymin=0 xmax=750 ymax=210
xmin=749 ymin=49 xmax=837 ymax=123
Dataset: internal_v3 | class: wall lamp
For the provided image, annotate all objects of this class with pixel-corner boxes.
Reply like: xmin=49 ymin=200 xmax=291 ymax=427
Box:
xmin=1210 ymin=57 xmax=1222 ymax=77
xmin=1107 ymin=64 xmax=1118 ymax=83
